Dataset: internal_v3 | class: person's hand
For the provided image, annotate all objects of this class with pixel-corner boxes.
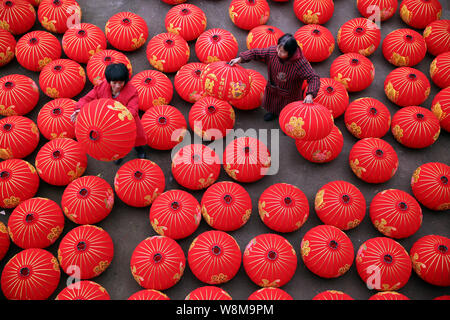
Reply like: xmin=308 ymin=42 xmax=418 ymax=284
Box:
xmin=303 ymin=94 xmax=314 ymax=104
xmin=70 ymin=110 xmax=80 ymax=123
xmin=228 ymin=57 xmax=242 ymax=67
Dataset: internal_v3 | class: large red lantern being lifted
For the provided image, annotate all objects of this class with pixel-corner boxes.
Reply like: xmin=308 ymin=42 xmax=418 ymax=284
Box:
xmin=247 ymin=25 xmax=283 ymax=50
xmin=0 ymin=74 xmax=39 ymax=116
xmin=294 ymin=24 xmax=335 ymax=63
xmin=258 ymin=183 xmax=309 ymax=233
xmin=130 ymin=235 xmax=186 ymax=291
xmin=1 ymin=248 xmax=60 ymax=300
xmin=37 ymin=0 xmax=81 ymax=34
xmin=174 ymin=62 xmax=207 ymax=103
xmin=35 ymin=138 xmax=87 ymax=186
xmin=130 ymin=70 xmax=173 ymax=112
xmin=62 ymin=23 xmax=107 ymax=64
xmin=0 ymin=159 xmax=39 ymax=209
xmin=201 ymin=181 xmax=252 ymax=232
xmin=301 ymin=225 xmax=354 ymax=279
xmin=337 ymin=18 xmax=381 ymax=57
xmin=0 ymin=116 xmax=40 ymax=160
xmin=8 ymin=197 xmax=64 ymax=249
xmin=0 ymin=28 xmax=16 ymax=67
xmin=431 ymin=87 xmax=450 ymax=133
xmin=293 ymin=0 xmax=334 ymax=25
xmin=75 ymin=98 xmax=136 ymax=161
xmin=105 ymin=11 xmax=148 ymax=52
xmin=243 ymin=233 xmax=297 ymax=287
xmin=370 ymin=189 xmax=422 ymax=239
xmin=62 ymin=175 xmax=115 ymax=225
xmin=410 ymin=235 xmax=450 ymax=287
xmin=86 ymin=49 xmax=132 ymax=86
xmin=56 ymin=280 xmax=111 ymax=300
xmin=228 ymin=0 xmax=270 ymax=31
xmin=330 ymin=53 xmax=375 ymax=92
xmin=356 ymin=237 xmax=412 ymax=291
xmin=315 ymin=180 xmax=366 ymax=230
xmin=115 ymin=159 xmax=165 ymax=208
xmin=423 ymin=19 xmax=450 ymax=56
xmin=411 ymin=162 xmax=450 ymax=211
xmin=295 ymin=125 xmax=344 ymax=163
xmin=0 ymin=0 xmax=36 ymax=35
xmin=188 ymin=230 xmax=241 ymax=285
xmin=165 ymin=3 xmax=207 ymax=42
xmin=195 ymin=28 xmax=239 ymax=64
xmin=384 ymin=67 xmax=430 ymax=107
xmin=382 ymin=28 xmax=427 ymax=67
xmin=430 ymin=52 xmax=450 ymax=89
xmin=349 ymin=137 xmax=398 ymax=184
xmin=357 ymin=0 xmax=398 ymax=22
xmin=146 ymin=32 xmax=189 ymax=73
xmin=399 ymin=0 xmax=442 ymax=30
xmin=37 ymin=98 xmax=76 ymax=140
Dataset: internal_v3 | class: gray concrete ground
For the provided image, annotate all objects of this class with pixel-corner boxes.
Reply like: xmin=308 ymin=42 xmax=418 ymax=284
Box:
xmin=0 ymin=0 xmax=449 ymax=300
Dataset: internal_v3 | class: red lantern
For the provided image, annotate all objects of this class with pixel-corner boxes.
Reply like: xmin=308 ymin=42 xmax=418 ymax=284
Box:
xmin=115 ymin=159 xmax=165 ymax=208
xmin=195 ymin=28 xmax=239 ymax=64
xmin=186 ymin=286 xmax=232 ymax=300
xmin=171 ymin=143 xmax=221 ymax=190
xmin=161 ymin=0 xmax=187 ymax=5
xmin=56 ymin=281 xmax=110 ymax=300
xmin=314 ymin=180 xmax=366 ymax=230
xmin=430 ymin=52 xmax=450 ymax=89
xmin=384 ymin=67 xmax=430 ymax=107
xmin=337 ymin=18 xmax=381 ymax=56
xmin=423 ymin=19 xmax=450 ymax=56
xmin=369 ymin=292 xmax=410 ymax=300
xmin=146 ymin=32 xmax=189 ymax=73
xmin=411 ymin=162 xmax=450 ymax=211
xmin=0 ymin=28 xmax=15 ymax=66
xmin=0 ymin=116 xmax=40 ymax=159
xmin=293 ymin=0 xmax=334 ymax=24
xmin=310 ymin=78 xmax=348 ymax=118
xmin=0 ymin=74 xmax=39 ymax=116
xmin=345 ymin=97 xmax=391 ymax=139
xmin=130 ymin=70 xmax=173 ymax=112
xmin=357 ymin=0 xmax=398 ymax=21
xmin=247 ymin=25 xmax=283 ymax=50
xmin=62 ymin=23 xmax=107 ymax=64
xmin=0 ymin=159 xmax=39 ymax=209
xmin=434 ymin=295 xmax=450 ymax=300
xmin=410 ymin=235 xmax=450 ymax=287
xmin=0 ymin=0 xmax=36 ymax=35
xmin=231 ymin=68 xmax=266 ymax=110
xmin=8 ymin=197 xmax=64 ymax=249
xmin=58 ymin=225 xmax=114 ymax=280
xmin=248 ymin=287 xmax=293 ymax=300
xmin=382 ymin=28 xmax=427 ymax=67
xmin=312 ymin=290 xmax=354 ymax=300
xmin=35 ymin=138 xmax=87 ymax=186
xmin=223 ymin=136 xmax=271 ymax=183
xmin=300 ymin=225 xmax=354 ymax=279
xmin=279 ymin=101 xmax=334 ymax=141
xmin=105 ymin=11 xmax=148 ymax=51
xmin=86 ymin=49 xmax=132 ymax=86
xmin=258 ymin=183 xmax=309 ymax=233
xmin=189 ymin=96 xmax=235 ymax=141
xmin=202 ymin=61 xmax=250 ymax=103
xmin=1 ymin=248 xmax=60 ymax=300
xmin=370 ymin=189 xmax=422 ymax=239
xmin=0 ymin=221 xmax=9 ymax=261
xmin=349 ymin=137 xmax=399 ymax=184
xmin=128 ymin=289 xmax=170 ymax=300
xmin=295 ymin=125 xmax=344 ymax=163
xmin=229 ymin=0 xmax=270 ymax=31
xmin=188 ymin=230 xmax=241 ymax=284
xmin=165 ymin=3 xmax=207 ymax=42
xmin=141 ymin=104 xmax=187 ymax=150
xmin=243 ymin=233 xmax=297 ymax=287
xmin=431 ymin=87 xmax=450 ymax=132
xmin=130 ymin=235 xmax=185 ymax=290
xmin=391 ymin=106 xmax=441 ymax=149
xmin=294 ymin=24 xmax=335 ymax=62
xmin=37 ymin=98 xmax=76 ymax=140
xmin=149 ymin=189 xmax=200 ymax=239
xmin=174 ymin=62 xmax=207 ymax=103
xmin=356 ymin=237 xmax=412 ymax=291
xmin=24 ymin=0 xmax=41 ymax=6
xmin=16 ymin=30 xmax=63 ymax=72
xmin=38 ymin=0 xmax=81 ymax=34
xmin=39 ymin=59 xmax=86 ymax=99
xmin=201 ymin=181 xmax=252 ymax=231
xmin=62 ymin=175 xmax=115 ymax=224
xmin=75 ymin=98 xmax=136 ymax=161
xmin=330 ymin=53 xmax=375 ymax=92
xmin=400 ymin=0 xmax=442 ymax=29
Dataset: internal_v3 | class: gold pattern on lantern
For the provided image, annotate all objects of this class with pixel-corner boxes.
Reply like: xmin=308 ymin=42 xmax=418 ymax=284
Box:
xmin=0 ymin=147 xmax=13 ymax=159
xmin=210 ymin=273 xmax=228 ymax=284
xmin=88 ymin=44 xmax=103 ymax=57
xmin=374 ymin=219 xmax=397 ymax=237
xmin=423 ymin=26 xmax=432 ymax=38
xmin=0 ymin=20 xmax=10 ymax=32
xmin=131 ymin=265 xmax=144 ymax=285
xmin=347 ymin=122 xmax=362 ymax=138
xmin=144 ymin=189 xmax=160 ymax=206
xmin=151 ymin=218 xmax=168 ymax=236
xmin=167 ymin=23 xmax=181 ymax=35
xmin=149 ymin=55 xmax=165 ymax=72
xmin=206 ymin=55 xmax=220 ymax=63
xmin=303 ymin=10 xmax=320 ymax=24
xmin=41 ymin=17 xmax=57 ymax=33
xmin=301 ymin=240 xmax=310 ymax=257
xmin=334 ymin=73 xmax=351 ymax=89
xmin=229 ymin=6 xmax=237 ymax=23
xmin=286 ymin=116 xmax=306 ymax=139
xmin=390 ymin=52 xmax=409 ymax=66
xmin=47 ymin=226 xmax=63 ymax=241
xmin=201 ymin=205 xmax=213 ymax=226
xmin=312 ymin=150 xmax=331 ymax=162
xmin=430 ymin=59 xmax=438 ymax=77
xmin=431 ymin=102 xmax=445 ymax=120
xmin=347 ymin=219 xmax=360 ymax=229
xmin=338 ymin=264 xmax=351 ymax=275
xmin=107 ymin=101 xmax=133 ymax=121
xmin=359 ymin=44 xmax=375 ymax=56
xmin=50 ymin=132 xmax=68 ymax=139
xmin=198 ymin=173 xmax=215 ymax=189
xmin=385 ymin=82 xmax=398 ymax=102
xmin=437 ymin=203 xmax=450 ymax=210
xmin=0 ymin=47 xmax=14 ymax=65
xmin=38 ymin=57 xmax=53 ymax=69
xmin=258 ymin=201 xmax=268 ymax=221
xmin=315 ymin=189 xmax=325 ymax=210
xmin=260 ymin=279 xmax=280 ymax=288
xmin=3 ymin=195 xmax=20 ymax=208
xmin=433 ymin=128 xmax=440 ymax=141
xmin=67 ymin=162 xmax=85 ymax=181
xmin=229 ymin=81 xmax=246 ymax=99
xmin=350 ymin=158 xmax=366 ymax=178
xmin=392 ymin=125 xmax=403 ymax=142
xmin=242 ymin=209 xmax=251 ymax=223
xmin=46 ymin=87 xmax=60 ymax=99
xmin=131 ymin=33 xmax=146 ymax=50
xmin=424 ymin=87 xmax=430 ymax=99
xmin=51 ymin=256 xmax=59 ymax=271
xmin=225 ymin=164 xmax=239 ymax=180
xmin=172 ymin=262 xmax=185 ymax=282
xmin=152 ymin=96 xmax=167 ymax=106
xmin=93 ymin=260 xmax=110 ymax=276
xmin=412 ymin=167 xmax=421 ymax=185
xmin=0 ymin=104 xmax=17 ymax=116
xmin=400 ymin=5 xmax=412 ymax=24
xmin=0 ymin=223 xmax=7 ymax=234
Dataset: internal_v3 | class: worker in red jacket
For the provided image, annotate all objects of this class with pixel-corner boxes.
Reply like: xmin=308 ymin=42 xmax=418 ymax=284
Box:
xmin=71 ymin=63 xmax=147 ymax=164
xmin=229 ymin=33 xmax=321 ymax=121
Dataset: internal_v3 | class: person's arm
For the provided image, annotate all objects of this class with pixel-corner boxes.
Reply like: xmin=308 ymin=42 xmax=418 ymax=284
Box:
xmin=71 ymin=85 xmax=100 ymax=122
xmin=126 ymin=89 xmax=139 ymax=118
xmin=229 ymin=47 xmax=272 ymax=66
xmin=299 ymin=59 xmax=321 ymax=104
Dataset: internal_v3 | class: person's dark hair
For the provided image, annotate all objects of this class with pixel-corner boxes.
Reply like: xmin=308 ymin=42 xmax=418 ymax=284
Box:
xmin=105 ymin=63 xmax=130 ymax=83
xmin=277 ymin=33 xmax=299 ymax=58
